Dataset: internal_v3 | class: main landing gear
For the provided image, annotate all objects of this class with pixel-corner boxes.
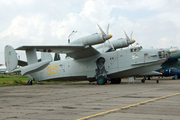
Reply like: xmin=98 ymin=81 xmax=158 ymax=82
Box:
xmin=111 ymin=78 xmax=121 ymax=84
xmin=96 ymin=76 xmax=121 ymax=85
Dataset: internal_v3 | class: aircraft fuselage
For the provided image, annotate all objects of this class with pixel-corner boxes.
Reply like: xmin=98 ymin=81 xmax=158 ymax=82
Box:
xmin=30 ymin=47 xmax=168 ymax=82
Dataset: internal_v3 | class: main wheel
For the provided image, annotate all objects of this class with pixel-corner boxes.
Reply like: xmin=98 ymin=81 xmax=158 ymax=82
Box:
xmin=111 ymin=78 xmax=121 ymax=84
xmin=141 ymin=79 xmax=145 ymax=83
xmin=97 ymin=76 xmax=106 ymax=85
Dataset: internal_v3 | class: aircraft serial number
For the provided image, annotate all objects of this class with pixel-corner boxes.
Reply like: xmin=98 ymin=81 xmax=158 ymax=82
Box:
xmin=47 ymin=65 xmax=58 ymax=76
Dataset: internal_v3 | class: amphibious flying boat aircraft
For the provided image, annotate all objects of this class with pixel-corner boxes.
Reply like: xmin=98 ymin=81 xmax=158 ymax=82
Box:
xmin=4 ymin=24 xmax=178 ymax=85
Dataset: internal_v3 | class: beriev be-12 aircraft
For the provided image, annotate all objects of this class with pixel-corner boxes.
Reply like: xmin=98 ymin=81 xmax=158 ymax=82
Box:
xmin=4 ymin=24 xmax=178 ymax=85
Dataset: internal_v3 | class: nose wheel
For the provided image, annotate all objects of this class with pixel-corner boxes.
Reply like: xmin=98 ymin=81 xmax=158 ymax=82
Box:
xmin=141 ymin=76 xmax=146 ymax=83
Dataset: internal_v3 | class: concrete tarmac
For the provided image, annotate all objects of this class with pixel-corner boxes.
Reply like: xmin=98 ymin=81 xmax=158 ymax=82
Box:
xmin=0 ymin=77 xmax=180 ymax=120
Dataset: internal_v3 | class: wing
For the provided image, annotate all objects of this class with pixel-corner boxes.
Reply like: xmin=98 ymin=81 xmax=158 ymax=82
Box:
xmin=15 ymin=45 xmax=100 ymax=59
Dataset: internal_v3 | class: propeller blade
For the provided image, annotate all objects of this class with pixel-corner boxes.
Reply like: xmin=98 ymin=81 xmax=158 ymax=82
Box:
xmin=98 ymin=23 xmax=114 ymax=52
xmin=106 ymin=23 xmax=110 ymax=34
xmin=97 ymin=24 xmax=106 ymax=36
xmin=123 ymin=30 xmax=130 ymax=41
xmin=130 ymin=31 xmax=133 ymax=40
xmin=108 ymin=40 xmax=115 ymax=50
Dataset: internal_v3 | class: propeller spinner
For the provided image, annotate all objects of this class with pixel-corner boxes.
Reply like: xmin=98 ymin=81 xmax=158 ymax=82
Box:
xmin=97 ymin=23 xmax=114 ymax=52
xmin=123 ymin=30 xmax=136 ymax=46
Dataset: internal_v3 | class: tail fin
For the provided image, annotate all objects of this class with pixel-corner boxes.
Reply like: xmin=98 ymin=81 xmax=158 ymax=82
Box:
xmin=41 ymin=52 xmax=53 ymax=61
xmin=4 ymin=45 xmax=18 ymax=71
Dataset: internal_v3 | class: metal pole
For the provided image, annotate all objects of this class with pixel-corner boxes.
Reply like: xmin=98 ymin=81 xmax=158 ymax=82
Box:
xmin=68 ymin=30 xmax=77 ymax=43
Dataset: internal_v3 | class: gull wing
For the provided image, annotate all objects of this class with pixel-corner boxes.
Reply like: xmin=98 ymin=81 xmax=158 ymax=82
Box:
xmin=15 ymin=45 xmax=100 ymax=59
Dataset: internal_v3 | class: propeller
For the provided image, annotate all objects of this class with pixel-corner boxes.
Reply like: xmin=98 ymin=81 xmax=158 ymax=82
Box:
xmin=97 ymin=24 xmax=106 ymax=37
xmin=106 ymin=23 xmax=110 ymax=34
xmin=97 ymin=23 xmax=114 ymax=52
xmin=123 ymin=30 xmax=136 ymax=46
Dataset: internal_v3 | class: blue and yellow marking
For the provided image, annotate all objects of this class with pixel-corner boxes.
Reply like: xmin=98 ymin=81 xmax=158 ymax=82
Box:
xmin=77 ymin=92 xmax=180 ymax=120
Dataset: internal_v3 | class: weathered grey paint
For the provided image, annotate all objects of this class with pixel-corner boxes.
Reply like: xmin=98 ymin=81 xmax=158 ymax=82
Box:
xmin=28 ymin=47 xmax=170 ymax=82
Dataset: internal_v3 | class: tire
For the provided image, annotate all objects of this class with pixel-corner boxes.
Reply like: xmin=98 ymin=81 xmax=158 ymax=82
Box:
xmin=27 ymin=80 xmax=32 ymax=85
xmin=141 ymin=79 xmax=145 ymax=83
xmin=118 ymin=78 xmax=121 ymax=83
xmin=111 ymin=78 xmax=121 ymax=84
xmin=97 ymin=76 xmax=106 ymax=85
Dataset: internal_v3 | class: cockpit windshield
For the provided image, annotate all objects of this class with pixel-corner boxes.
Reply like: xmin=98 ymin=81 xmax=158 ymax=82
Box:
xmin=130 ymin=46 xmax=142 ymax=52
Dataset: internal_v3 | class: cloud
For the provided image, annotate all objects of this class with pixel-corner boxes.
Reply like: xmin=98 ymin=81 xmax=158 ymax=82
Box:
xmin=0 ymin=15 xmax=46 ymax=44
xmin=50 ymin=0 xmax=116 ymax=43
xmin=1 ymin=0 xmax=34 ymax=5
xmin=1 ymin=0 xmax=180 ymax=63
xmin=106 ymin=0 xmax=167 ymax=10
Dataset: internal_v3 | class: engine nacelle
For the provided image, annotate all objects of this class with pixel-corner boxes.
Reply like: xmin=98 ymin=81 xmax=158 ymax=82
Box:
xmin=70 ymin=33 xmax=112 ymax=46
xmin=111 ymin=38 xmax=135 ymax=49
xmin=95 ymin=38 xmax=135 ymax=52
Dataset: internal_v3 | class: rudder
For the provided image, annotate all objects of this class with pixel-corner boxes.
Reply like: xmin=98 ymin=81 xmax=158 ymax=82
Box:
xmin=4 ymin=45 xmax=18 ymax=71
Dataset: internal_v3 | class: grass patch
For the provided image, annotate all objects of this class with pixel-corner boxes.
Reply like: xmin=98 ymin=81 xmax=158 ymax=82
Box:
xmin=0 ymin=75 xmax=30 ymax=86
xmin=0 ymin=75 xmax=80 ymax=87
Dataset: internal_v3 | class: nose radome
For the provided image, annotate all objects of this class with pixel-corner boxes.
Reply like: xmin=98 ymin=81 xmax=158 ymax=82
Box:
xmin=133 ymin=40 xmax=136 ymax=43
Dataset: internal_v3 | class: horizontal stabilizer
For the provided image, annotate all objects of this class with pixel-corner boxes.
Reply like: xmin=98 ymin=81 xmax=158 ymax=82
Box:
xmin=18 ymin=59 xmax=42 ymax=67
xmin=18 ymin=60 xmax=28 ymax=66
xmin=17 ymin=60 xmax=51 ymax=75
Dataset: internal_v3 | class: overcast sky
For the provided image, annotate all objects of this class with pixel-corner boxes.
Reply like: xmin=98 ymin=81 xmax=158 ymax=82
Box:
xmin=1 ymin=0 xmax=180 ymax=64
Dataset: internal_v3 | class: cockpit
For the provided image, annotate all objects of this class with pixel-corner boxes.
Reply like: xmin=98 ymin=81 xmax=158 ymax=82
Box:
xmin=130 ymin=46 xmax=142 ymax=52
